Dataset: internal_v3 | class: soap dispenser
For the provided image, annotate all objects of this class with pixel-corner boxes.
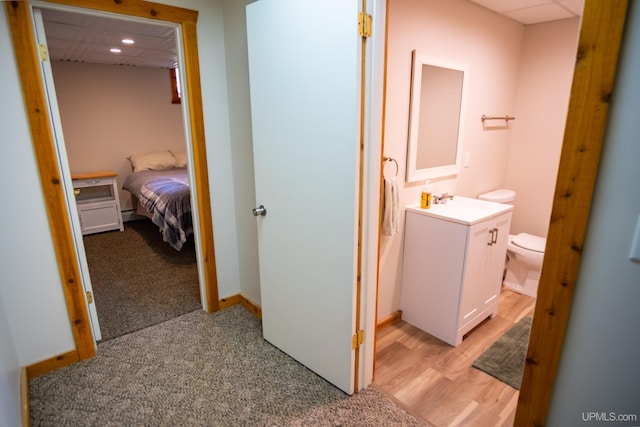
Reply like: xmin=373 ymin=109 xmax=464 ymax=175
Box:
xmin=420 ymin=180 xmax=432 ymax=209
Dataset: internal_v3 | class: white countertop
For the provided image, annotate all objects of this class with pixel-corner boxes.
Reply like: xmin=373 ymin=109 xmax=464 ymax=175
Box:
xmin=406 ymin=196 xmax=513 ymax=225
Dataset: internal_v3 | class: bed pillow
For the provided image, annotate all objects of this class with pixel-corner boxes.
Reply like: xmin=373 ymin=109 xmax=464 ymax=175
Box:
xmin=171 ymin=151 xmax=188 ymax=168
xmin=128 ymin=150 xmax=178 ymax=172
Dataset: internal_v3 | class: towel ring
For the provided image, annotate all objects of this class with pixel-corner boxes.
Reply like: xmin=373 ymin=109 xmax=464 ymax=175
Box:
xmin=383 ymin=157 xmax=398 ymax=178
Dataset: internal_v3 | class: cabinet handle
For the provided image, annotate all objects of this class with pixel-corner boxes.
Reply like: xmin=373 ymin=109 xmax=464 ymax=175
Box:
xmin=488 ymin=227 xmax=499 ymax=246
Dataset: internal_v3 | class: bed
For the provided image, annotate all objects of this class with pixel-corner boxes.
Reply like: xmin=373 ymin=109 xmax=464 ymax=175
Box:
xmin=123 ymin=166 xmax=193 ymax=251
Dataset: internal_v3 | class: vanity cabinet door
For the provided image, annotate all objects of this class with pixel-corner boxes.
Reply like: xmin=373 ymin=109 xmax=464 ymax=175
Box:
xmin=457 ymin=220 xmax=491 ymax=328
xmin=480 ymin=212 xmax=512 ymax=313
xmin=458 ymin=211 xmax=512 ymax=334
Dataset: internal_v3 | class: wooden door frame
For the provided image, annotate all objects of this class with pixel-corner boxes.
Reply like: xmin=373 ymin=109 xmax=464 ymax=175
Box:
xmin=514 ymin=1 xmax=628 ymax=424
xmin=374 ymin=0 xmax=628 ymax=425
xmin=5 ymin=0 xmax=219 ymax=364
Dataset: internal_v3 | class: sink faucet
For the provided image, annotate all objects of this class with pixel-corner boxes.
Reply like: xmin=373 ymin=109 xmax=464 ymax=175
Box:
xmin=433 ymin=193 xmax=454 ymax=204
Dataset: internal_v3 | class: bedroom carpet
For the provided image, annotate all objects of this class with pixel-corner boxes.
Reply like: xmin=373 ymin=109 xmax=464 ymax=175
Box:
xmin=472 ymin=316 xmax=533 ymax=389
xmin=29 ymin=305 xmax=425 ymax=426
xmin=83 ymin=219 xmax=201 ymax=342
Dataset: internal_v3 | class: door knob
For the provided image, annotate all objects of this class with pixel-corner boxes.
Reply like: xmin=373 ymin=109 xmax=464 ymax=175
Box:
xmin=252 ymin=205 xmax=267 ymax=217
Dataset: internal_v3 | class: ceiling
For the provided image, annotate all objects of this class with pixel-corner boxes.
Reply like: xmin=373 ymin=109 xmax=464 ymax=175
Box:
xmin=469 ymin=0 xmax=584 ymax=25
xmin=41 ymin=8 xmax=178 ymax=69
xmin=41 ymin=0 xmax=583 ymax=69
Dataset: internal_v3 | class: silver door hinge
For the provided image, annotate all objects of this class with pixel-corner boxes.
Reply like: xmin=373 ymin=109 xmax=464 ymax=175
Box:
xmin=352 ymin=329 xmax=364 ymax=349
xmin=358 ymin=13 xmax=372 ymax=38
xmin=38 ymin=44 xmax=49 ymax=62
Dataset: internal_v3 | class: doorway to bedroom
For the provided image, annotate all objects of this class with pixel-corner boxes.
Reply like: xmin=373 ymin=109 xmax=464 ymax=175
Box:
xmin=27 ymin=1 xmax=219 ymax=346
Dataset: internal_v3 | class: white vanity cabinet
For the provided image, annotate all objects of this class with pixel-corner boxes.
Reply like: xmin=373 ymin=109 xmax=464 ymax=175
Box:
xmin=400 ymin=197 xmax=512 ymax=346
xmin=72 ymin=171 xmax=124 ymax=235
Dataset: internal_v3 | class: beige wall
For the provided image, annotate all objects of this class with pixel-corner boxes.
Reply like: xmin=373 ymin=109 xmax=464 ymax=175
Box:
xmin=378 ymin=0 xmax=578 ymax=319
xmin=506 ymin=18 xmax=580 ymax=237
xmin=0 ymin=0 xmax=238 ymax=372
xmin=51 ymin=61 xmax=187 ymax=211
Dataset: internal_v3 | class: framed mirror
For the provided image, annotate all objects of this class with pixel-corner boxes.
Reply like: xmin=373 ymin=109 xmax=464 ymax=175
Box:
xmin=406 ymin=51 xmax=469 ymax=182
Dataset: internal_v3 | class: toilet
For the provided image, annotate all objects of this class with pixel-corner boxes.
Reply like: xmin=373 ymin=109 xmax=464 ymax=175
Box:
xmin=478 ymin=189 xmax=545 ymax=297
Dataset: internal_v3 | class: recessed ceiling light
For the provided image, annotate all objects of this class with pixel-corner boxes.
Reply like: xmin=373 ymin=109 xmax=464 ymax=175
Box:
xmin=110 ymin=48 xmax=122 ymax=53
xmin=122 ymin=38 xmax=135 ymax=45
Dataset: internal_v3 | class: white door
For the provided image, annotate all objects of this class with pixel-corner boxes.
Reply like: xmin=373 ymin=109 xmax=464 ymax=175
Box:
xmin=32 ymin=8 xmax=102 ymax=341
xmin=246 ymin=0 xmax=362 ymax=394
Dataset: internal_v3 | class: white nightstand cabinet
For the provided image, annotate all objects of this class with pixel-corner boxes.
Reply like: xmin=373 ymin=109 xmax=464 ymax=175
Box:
xmin=71 ymin=171 xmax=124 ymax=235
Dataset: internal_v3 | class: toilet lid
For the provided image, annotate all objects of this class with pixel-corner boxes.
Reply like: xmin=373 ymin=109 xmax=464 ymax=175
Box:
xmin=512 ymin=233 xmax=546 ymax=253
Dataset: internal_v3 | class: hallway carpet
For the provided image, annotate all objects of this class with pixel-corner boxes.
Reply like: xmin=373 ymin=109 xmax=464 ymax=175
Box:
xmin=29 ymin=305 xmax=424 ymax=426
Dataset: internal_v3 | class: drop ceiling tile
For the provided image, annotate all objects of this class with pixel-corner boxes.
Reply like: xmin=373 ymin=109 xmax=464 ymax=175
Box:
xmin=469 ymin=0 xmax=553 ymax=14
xmin=504 ymin=3 xmax=574 ymax=25
xmin=558 ymin=0 xmax=584 ymax=15
xmin=42 ymin=8 xmax=177 ymax=68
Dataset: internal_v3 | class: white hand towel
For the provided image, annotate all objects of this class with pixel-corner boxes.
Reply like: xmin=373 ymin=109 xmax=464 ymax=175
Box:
xmin=383 ymin=177 xmax=399 ymax=236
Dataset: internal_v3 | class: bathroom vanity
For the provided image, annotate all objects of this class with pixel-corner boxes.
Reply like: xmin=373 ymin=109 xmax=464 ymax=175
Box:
xmin=400 ymin=196 xmax=513 ymax=346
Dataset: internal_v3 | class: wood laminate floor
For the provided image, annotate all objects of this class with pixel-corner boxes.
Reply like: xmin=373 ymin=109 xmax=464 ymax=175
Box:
xmin=374 ymin=288 xmax=536 ymax=427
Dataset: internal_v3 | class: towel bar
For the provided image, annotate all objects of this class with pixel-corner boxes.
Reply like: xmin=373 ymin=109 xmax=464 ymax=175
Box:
xmin=481 ymin=114 xmax=515 ymax=123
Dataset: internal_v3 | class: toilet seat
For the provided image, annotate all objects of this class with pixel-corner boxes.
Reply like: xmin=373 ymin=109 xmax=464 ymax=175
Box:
xmin=511 ymin=233 xmax=546 ymax=253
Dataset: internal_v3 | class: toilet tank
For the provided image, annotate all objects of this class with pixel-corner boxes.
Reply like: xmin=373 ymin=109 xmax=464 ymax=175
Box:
xmin=478 ymin=189 xmax=516 ymax=204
